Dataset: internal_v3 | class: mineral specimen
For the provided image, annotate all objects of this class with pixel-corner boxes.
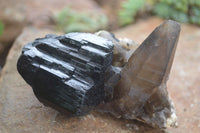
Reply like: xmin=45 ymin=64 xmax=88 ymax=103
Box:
xmin=95 ymin=30 xmax=138 ymax=67
xmin=17 ymin=33 xmax=114 ymax=115
xmin=97 ymin=20 xmax=181 ymax=128
xmin=17 ymin=20 xmax=181 ymax=129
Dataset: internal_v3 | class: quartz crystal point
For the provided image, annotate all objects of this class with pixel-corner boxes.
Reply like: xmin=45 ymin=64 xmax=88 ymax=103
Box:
xmin=17 ymin=33 xmax=114 ymax=115
xmin=17 ymin=20 xmax=180 ymax=129
xmin=98 ymin=20 xmax=180 ymax=128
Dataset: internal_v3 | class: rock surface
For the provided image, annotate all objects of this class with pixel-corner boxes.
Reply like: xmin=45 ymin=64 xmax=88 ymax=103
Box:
xmin=0 ymin=18 xmax=200 ymax=132
xmin=0 ymin=0 xmax=104 ymax=64
xmin=0 ymin=0 xmax=102 ymax=28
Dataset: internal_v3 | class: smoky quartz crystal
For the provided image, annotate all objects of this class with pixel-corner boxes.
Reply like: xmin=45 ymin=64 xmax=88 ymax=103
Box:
xmin=17 ymin=20 xmax=181 ymax=129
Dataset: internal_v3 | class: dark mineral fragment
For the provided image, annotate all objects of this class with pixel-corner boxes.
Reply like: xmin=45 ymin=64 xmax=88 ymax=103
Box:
xmin=17 ymin=20 xmax=181 ymax=129
xmin=97 ymin=20 xmax=181 ymax=128
xmin=17 ymin=33 xmax=114 ymax=115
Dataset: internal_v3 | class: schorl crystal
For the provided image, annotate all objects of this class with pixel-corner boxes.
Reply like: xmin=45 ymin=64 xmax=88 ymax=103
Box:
xmin=17 ymin=20 xmax=181 ymax=129
xmin=17 ymin=33 xmax=114 ymax=115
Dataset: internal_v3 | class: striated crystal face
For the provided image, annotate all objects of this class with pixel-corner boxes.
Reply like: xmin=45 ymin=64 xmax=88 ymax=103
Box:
xmin=17 ymin=33 xmax=114 ymax=115
xmin=97 ymin=20 xmax=180 ymax=128
xmin=17 ymin=20 xmax=181 ymax=129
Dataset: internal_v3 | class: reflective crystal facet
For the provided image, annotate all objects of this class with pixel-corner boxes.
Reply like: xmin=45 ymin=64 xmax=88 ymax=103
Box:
xmin=17 ymin=33 xmax=114 ymax=115
xmin=17 ymin=20 xmax=181 ymax=129
xmin=98 ymin=20 xmax=180 ymax=128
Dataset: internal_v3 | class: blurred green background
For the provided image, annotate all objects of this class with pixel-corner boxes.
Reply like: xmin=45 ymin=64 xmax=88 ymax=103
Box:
xmin=119 ymin=0 xmax=200 ymax=26
xmin=54 ymin=0 xmax=200 ymax=33
xmin=0 ymin=0 xmax=200 ymax=69
xmin=0 ymin=0 xmax=200 ymax=36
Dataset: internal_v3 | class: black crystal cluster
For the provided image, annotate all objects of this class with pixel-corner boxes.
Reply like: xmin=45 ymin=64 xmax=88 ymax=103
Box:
xmin=17 ymin=33 xmax=114 ymax=115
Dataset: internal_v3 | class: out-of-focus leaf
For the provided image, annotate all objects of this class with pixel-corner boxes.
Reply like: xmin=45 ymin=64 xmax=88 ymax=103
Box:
xmin=154 ymin=0 xmax=200 ymax=25
xmin=154 ymin=2 xmax=173 ymax=19
xmin=118 ymin=0 xmax=145 ymax=26
xmin=55 ymin=7 xmax=108 ymax=33
xmin=0 ymin=21 xmax=4 ymax=36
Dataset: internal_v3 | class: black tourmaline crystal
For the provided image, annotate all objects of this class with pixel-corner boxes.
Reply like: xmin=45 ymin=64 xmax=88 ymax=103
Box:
xmin=17 ymin=20 xmax=180 ymax=129
xmin=17 ymin=33 xmax=114 ymax=115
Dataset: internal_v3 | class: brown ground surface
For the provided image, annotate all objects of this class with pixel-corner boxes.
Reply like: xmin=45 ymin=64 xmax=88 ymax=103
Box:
xmin=0 ymin=0 xmax=103 ymax=69
xmin=0 ymin=17 xmax=200 ymax=133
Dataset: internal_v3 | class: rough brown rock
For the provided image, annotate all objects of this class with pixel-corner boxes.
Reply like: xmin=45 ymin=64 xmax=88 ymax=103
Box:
xmin=0 ymin=18 xmax=200 ymax=132
xmin=0 ymin=0 xmax=103 ymax=55
xmin=0 ymin=0 xmax=102 ymax=28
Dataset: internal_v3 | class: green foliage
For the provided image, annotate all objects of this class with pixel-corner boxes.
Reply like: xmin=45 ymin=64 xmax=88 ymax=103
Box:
xmin=154 ymin=0 xmax=200 ymax=25
xmin=0 ymin=20 xmax=3 ymax=36
xmin=190 ymin=6 xmax=200 ymax=24
xmin=118 ymin=0 xmax=200 ymax=26
xmin=118 ymin=0 xmax=146 ymax=26
xmin=55 ymin=7 xmax=108 ymax=33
